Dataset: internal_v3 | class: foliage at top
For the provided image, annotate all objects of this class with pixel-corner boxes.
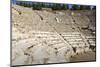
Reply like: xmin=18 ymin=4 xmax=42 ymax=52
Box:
xmin=16 ymin=1 xmax=95 ymax=10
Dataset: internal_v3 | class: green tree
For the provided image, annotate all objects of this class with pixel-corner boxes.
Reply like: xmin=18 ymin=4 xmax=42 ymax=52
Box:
xmin=62 ymin=4 xmax=68 ymax=10
xmin=18 ymin=2 xmax=23 ymax=6
xmin=80 ymin=5 xmax=91 ymax=10
xmin=52 ymin=3 xmax=63 ymax=10
xmin=92 ymin=6 xmax=96 ymax=10
xmin=23 ymin=3 xmax=27 ymax=7
xmin=72 ymin=5 xmax=80 ymax=10
xmin=27 ymin=3 xmax=31 ymax=7
xmin=32 ymin=3 xmax=42 ymax=10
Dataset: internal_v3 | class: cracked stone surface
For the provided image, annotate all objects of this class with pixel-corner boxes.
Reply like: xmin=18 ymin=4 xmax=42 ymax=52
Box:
xmin=12 ymin=5 xmax=96 ymax=66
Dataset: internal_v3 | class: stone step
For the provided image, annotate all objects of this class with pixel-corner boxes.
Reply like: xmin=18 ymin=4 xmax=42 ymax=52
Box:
xmin=69 ymin=44 xmax=85 ymax=47
xmin=71 ymin=44 xmax=85 ymax=48
xmin=33 ymin=35 xmax=59 ymax=38
xmin=67 ymin=39 xmax=83 ymax=42
xmin=69 ymin=41 xmax=85 ymax=44
xmin=33 ymin=36 xmax=59 ymax=39
xmin=61 ymin=34 xmax=80 ymax=37
xmin=47 ymin=40 xmax=63 ymax=45
xmin=63 ymin=36 xmax=81 ymax=39
xmin=88 ymin=38 xmax=96 ymax=45
xmin=61 ymin=32 xmax=80 ymax=34
xmin=88 ymin=38 xmax=96 ymax=41
xmin=86 ymin=36 xmax=96 ymax=39
xmin=89 ymin=40 xmax=95 ymax=43
xmin=90 ymin=43 xmax=96 ymax=46
xmin=89 ymin=43 xmax=96 ymax=46
xmin=46 ymin=38 xmax=61 ymax=41
xmin=52 ymin=43 xmax=66 ymax=49
xmin=33 ymin=33 xmax=58 ymax=35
